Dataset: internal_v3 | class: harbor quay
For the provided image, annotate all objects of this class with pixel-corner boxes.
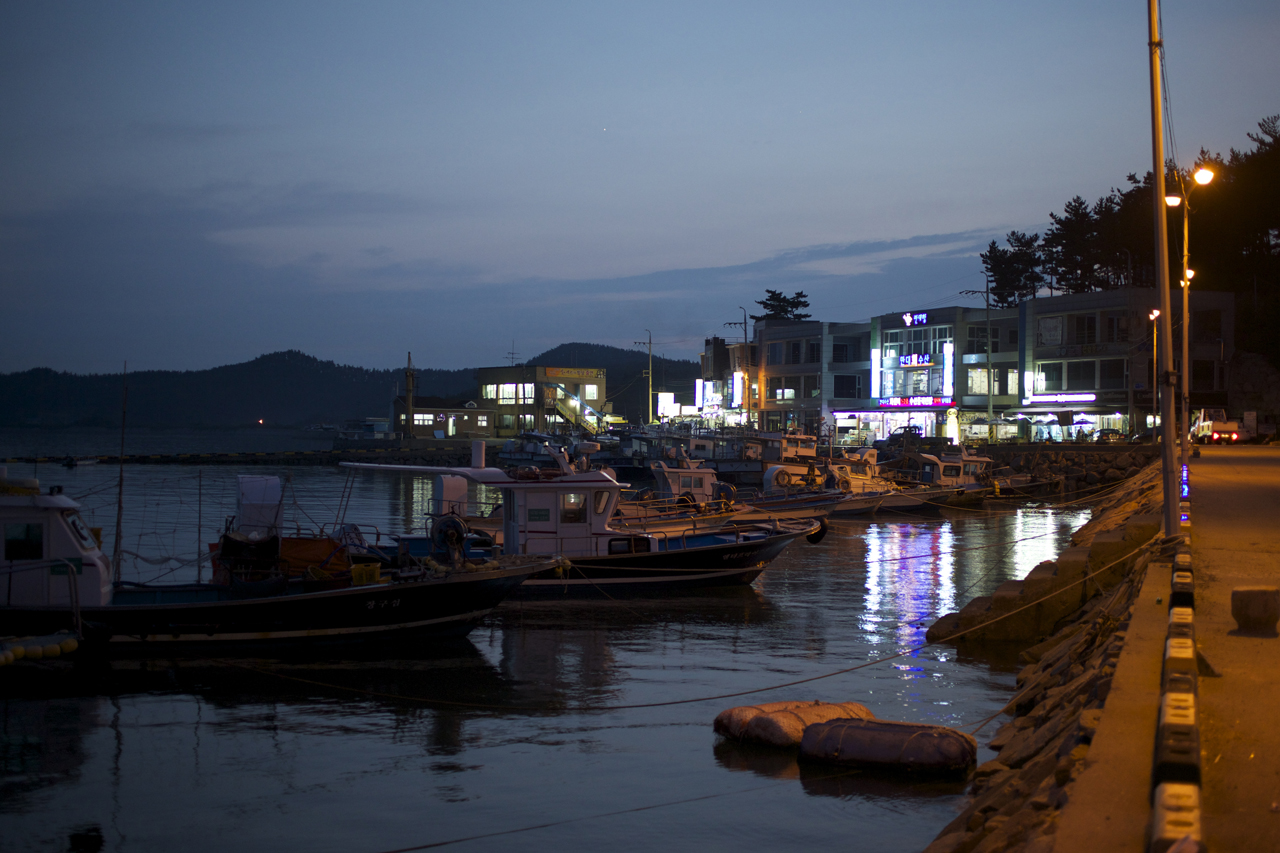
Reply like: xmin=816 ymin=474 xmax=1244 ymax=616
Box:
xmin=922 ymin=445 xmax=1280 ymax=853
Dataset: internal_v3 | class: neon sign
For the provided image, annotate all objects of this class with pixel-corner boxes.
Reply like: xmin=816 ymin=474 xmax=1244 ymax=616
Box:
xmin=899 ymin=353 xmax=934 ymax=367
xmin=1023 ymin=393 xmax=1097 ymax=404
xmin=902 ymin=312 xmax=928 ymax=327
xmin=880 ymin=396 xmax=952 ymax=408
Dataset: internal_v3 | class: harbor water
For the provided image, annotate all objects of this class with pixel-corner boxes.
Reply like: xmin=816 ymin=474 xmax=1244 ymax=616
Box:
xmin=2 ymin=445 xmax=1091 ymax=852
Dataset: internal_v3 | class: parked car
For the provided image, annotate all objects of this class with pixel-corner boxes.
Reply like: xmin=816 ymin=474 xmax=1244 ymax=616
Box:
xmin=1094 ymin=429 xmax=1123 ymax=444
xmin=1128 ymin=428 xmax=1162 ymax=444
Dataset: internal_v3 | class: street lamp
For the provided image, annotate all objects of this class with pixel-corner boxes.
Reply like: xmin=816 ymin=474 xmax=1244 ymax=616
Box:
xmin=1149 ymin=309 xmax=1161 ymax=444
xmin=1165 ymin=165 xmax=1214 ymax=469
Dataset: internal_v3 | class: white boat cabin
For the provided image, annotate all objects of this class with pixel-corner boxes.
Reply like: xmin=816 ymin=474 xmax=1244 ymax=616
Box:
xmin=1 ymin=470 xmax=113 ymax=608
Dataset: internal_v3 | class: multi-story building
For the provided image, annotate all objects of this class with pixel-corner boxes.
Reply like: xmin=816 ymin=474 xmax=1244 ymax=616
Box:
xmin=390 ymin=396 xmax=494 ymax=439
xmin=476 ymin=365 xmax=609 ymax=437
xmin=697 ymin=288 xmax=1235 ymax=443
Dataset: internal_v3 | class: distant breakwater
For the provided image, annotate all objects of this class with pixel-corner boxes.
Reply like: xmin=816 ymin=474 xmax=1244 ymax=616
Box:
xmin=2 ymin=445 xmax=481 ymax=467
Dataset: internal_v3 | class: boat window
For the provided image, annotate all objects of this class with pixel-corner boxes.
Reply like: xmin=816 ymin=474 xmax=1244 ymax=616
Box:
xmin=608 ymin=538 xmax=632 ymax=554
xmin=680 ymin=476 xmax=692 ymax=489
xmin=63 ymin=512 xmax=99 ymax=551
xmin=3 ymin=523 xmax=43 ymax=561
xmin=692 ymin=477 xmax=704 ymax=489
xmin=561 ymin=493 xmax=587 ymax=524
xmin=943 ymin=465 xmax=961 ymax=477
xmin=528 ymin=508 xmax=551 ymax=523
xmin=593 ymin=491 xmax=610 ymax=514
xmin=632 ymin=537 xmax=651 ymax=553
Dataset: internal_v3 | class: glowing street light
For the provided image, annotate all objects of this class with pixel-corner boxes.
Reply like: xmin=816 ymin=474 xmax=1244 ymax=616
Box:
xmin=1149 ymin=309 xmax=1161 ymax=444
xmin=1169 ymin=165 xmax=1215 ymax=469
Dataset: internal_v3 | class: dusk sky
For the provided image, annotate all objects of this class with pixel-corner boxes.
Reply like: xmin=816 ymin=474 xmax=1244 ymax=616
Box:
xmin=2 ymin=1 xmax=1277 ymax=374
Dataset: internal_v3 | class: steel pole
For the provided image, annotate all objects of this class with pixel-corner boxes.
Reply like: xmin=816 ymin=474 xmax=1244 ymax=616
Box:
xmin=1148 ymin=0 xmax=1179 ymax=536
xmin=1180 ymin=203 xmax=1191 ymax=472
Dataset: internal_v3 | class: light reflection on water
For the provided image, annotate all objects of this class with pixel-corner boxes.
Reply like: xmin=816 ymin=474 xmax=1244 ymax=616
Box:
xmin=1 ymin=463 xmax=1091 ymax=852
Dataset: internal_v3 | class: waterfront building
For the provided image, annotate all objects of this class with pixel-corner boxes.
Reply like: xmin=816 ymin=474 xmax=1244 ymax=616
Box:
xmin=697 ymin=288 xmax=1235 ymax=443
xmin=475 ymin=365 xmax=610 ymax=437
xmin=391 ymin=396 xmax=494 ymax=440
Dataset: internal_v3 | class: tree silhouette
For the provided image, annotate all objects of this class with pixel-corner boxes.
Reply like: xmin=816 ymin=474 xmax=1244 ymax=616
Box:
xmin=1043 ymin=196 xmax=1105 ymax=294
xmin=980 ymin=231 xmax=1044 ymax=307
xmin=750 ymin=289 xmax=811 ymax=321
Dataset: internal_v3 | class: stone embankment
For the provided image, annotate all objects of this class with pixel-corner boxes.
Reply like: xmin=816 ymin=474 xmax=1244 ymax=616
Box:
xmin=928 ymin=462 xmax=1163 ymax=645
xmin=986 ymin=445 xmax=1159 ymax=496
xmin=922 ymin=464 xmax=1166 ymax=853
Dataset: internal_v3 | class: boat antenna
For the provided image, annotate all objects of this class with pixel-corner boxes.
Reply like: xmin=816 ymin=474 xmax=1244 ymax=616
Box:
xmin=111 ymin=361 xmax=127 ymax=583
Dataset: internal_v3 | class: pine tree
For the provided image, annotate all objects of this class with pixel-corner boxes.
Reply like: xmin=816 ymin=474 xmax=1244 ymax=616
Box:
xmin=749 ymin=289 xmax=811 ymax=321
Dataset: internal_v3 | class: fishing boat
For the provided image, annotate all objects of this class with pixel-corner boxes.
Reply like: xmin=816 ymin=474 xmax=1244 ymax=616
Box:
xmin=0 ymin=469 xmax=553 ymax=652
xmin=342 ymin=443 xmax=821 ymax=596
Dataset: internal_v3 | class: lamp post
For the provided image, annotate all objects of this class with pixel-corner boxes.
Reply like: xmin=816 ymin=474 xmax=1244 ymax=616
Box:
xmin=1165 ymin=166 xmax=1214 ymax=470
xmin=1149 ymin=309 xmax=1160 ymax=444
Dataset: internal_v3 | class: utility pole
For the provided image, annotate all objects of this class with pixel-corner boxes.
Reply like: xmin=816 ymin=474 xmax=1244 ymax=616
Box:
xmin=634 ymin=331 xmax=653 ymax=423
xmin=985 ymin=273 xmax=995 ymax=445
xmin=725 ymin=307 xmax=752 ymax=427
xmin=1147 ymin=0 xmax=1180 ymax=537
xmin=405 ymin=351 xmax=414 ymax=439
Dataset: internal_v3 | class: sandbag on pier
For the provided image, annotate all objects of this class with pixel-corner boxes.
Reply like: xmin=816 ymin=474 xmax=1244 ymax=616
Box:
xmin=800 ymin=717 xmax=976 ymax=773
xmin=714 ymin=700 xmax=874 ymax=747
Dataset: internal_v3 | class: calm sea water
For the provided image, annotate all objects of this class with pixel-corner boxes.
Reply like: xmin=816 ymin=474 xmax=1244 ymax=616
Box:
xmin=1 ymin=438 xmax=1091 ymax=853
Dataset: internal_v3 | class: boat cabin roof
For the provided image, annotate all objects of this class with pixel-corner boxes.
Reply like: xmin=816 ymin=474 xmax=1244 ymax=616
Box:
xmin=0 ymin=493 xmax=83 ymax=511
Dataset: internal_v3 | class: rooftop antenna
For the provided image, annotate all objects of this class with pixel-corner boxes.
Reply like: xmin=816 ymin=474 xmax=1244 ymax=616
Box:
xmin=111 ymin=362 xmax=127 ymax=583
xmin=506 ymin=340 xmax=519 ymax=366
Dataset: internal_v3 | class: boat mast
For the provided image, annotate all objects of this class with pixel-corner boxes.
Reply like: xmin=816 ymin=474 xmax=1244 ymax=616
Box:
xmin=111 ymin=362 xmax=127 ymax=583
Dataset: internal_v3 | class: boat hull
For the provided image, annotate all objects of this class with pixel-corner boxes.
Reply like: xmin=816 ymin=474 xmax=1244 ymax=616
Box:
xmin=512 ymin=524 xmax=814 ymax=597
xmin=1 ymin=561 xmax=550 ymax=652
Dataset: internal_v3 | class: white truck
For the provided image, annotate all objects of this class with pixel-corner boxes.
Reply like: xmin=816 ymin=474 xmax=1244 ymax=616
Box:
xmin=1191 ymin=408 xmax=1251 ymax=444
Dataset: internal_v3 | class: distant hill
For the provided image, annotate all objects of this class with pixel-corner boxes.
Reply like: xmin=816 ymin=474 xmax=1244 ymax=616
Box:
xmin=0 ymin=351 xmax=475 ymax=428
xmin=0 ymin=344 xmax=702 ymax=427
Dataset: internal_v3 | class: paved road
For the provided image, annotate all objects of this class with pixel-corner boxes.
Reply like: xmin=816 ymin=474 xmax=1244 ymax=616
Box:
xmin=1191 ymin=445 xmax=1280 ymax=851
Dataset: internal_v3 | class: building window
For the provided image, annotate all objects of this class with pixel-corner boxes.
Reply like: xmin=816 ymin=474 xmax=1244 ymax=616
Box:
xmin=967 ymin=368 xmax=991 ymax=395
xmin=1008 ymin=329 xmax=1018 ymax=346
xmin=1037 ymin=317 xmax=1064 ymax=347
xmin=1099 ymin=359 xmax=1126 ymax=390
xmin=520 ymin=414 xmax=534 ymax=429
xmin=833 ymin=374 xmax=861 ymax=398
xmin=806 ymin=341 xmax=821 ymax=364
xmin=498 ymin=383 xmax=517 ymax=405
xmin=967 ymin=326 xmax=999 ymax=355
xmin=767 ymin=342 xmax=783 ymax=365
xmin=519 ymin=383 xmax=535 ymax=404
xmin=1037 ymin=362 xmax=1064 ymax=392
xmin=1066 ymin=361 xmax=1096 ymax=390
xmin=584 ymin=384 xmax=598 ymax=401
xmin=1104 ymin=314 xmax=1128 ymax=343
xmin=414 ymin=413 xmax=434 ymax=425
xmin=831 ymin=343 xmax=850 ymax=363
xmin=1192 ymin=360 xmax=1216 ymax=391
xmin=1071 ymin=315 xmax=1098 ymax=345
xmin=500 ymin=414 xmax=515 ymax=429
xmin=1006 ymin=369 xmax=1018 ymax=396
xmin=477 ymin=415 xmax=488 ymax=427
xmin=803 ymin=375 xmax=820 ymax=398
xmin=788 ymin=341 xmax=802 ymax=364
xmin=482 ymin=384 xmax=497 ymax=399
xmin=882 ymin=330 xmax=902 ymax=358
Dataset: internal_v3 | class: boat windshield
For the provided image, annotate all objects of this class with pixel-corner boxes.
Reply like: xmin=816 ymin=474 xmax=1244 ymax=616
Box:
xmin=63 ymin=510 xmax=100 ymax=551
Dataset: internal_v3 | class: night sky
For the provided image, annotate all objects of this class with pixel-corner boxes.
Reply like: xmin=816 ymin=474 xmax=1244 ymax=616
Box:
xmin=2 ymin=2 xmax=1276 ymax=373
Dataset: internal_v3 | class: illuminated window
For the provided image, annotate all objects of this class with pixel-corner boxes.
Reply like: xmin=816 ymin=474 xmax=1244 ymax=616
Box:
xmin=476 ymin=415 xmax=488 ymax=427
xmin=967 ymin=368 xmax=990 ymax=395
xmin=561 ymin=493 xmax=587 ymax=524
xmin=414 ymin=413 xmax=434 ymax=425
xmin=584 ymin=384 xmax=598 ymax=401
xmin=482 ymin=384 xmax=497 ymax=399
xmin=519 ymin=383 xmax=535 ymax=404
xmin=498 ymin=384 xmax=517 ymax=404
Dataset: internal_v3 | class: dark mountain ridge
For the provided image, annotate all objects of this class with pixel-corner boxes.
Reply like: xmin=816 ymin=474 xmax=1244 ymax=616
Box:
xmin=0 ymin=345 xmax=701 ymax=428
